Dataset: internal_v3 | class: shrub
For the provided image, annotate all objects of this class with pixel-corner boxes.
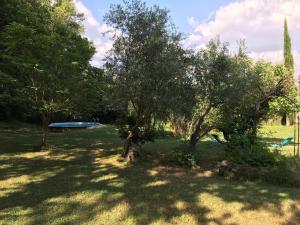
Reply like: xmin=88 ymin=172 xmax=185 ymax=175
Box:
xmin=174 ymin=145 xmax=196 ymax=167
xmin=223 ymin=134 xmax=300 ymax=186
xmin=219 ymin=158 xmax=300 ymax=187
xmin=118 ymin=125 xmax=156 ymax=144
xmin=226 ymin=135 xmax=277 ymax=167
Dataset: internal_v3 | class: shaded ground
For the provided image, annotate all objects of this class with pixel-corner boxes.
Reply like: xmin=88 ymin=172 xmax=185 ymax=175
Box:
xmin=0 ymin=123 xmax=300 ymax=225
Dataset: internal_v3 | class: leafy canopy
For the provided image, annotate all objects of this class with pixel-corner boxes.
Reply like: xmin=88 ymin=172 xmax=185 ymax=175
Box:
xmin=105 ymin=0 xmax=192 ymax=143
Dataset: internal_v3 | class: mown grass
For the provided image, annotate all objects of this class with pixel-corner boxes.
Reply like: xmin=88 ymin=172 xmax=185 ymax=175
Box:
xmin=260 ymin=125 xmax=300 ymax=156
xmin=0 ymin=122 xmax=300 ymax=225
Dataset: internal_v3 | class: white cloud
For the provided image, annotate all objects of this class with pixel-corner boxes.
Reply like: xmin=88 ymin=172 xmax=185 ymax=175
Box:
xmin=186 ymin=0 xmax=300 ymax=77
xmin=73 ymin=0 xmax=112 ymax=67
xmin=249 ymin=50 xmax=300 ymax=78
xmin=74 ymin=0 xmax=300 ymax=74
xmin=187 ymin=17 xmax=198 ymax=28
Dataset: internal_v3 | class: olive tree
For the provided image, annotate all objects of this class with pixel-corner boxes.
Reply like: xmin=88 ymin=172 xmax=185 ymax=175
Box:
xmin=187 ymin=39 xmax=232 ymax=147
xmin=104 ymin=0 xmax=192 ymax=157
xmin=184 ymin=40 xmax=292 ymax=147
xmin=216 ymin=56 xmax=292 ymax=142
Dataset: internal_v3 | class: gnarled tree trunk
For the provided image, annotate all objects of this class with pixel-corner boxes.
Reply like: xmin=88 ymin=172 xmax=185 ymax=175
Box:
xmin=122 ymin=131 xmax=134 ymax=157
xmin=189 ymin=106 xmax=212 ymax=148
xmin=281 ymin=114 xmax=290 ymax=126
xmin=121 ymin=130 xmax=142 ymax=160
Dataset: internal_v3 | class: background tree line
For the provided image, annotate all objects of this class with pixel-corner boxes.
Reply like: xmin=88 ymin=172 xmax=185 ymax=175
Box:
xmin=104 ymin=0 xmax=297 ymax=158
xmin=0 ymin=0 xmax=108 ymax=146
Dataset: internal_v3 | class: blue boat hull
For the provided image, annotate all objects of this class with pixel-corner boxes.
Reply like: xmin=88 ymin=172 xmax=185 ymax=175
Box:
xmin=48 ymin=122 xmax=100 ymax=131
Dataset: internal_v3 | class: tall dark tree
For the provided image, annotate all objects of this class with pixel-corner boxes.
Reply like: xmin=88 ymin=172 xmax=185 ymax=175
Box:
xmin=284 ymin=18 xmax=294 ymax=75
xmin=0 ymin=0 xmax=47 ymax=120
xmin=281 ymin=18 xmax=294 ymax=125
xmin=70 ymin=66 xmax=107 ymax=117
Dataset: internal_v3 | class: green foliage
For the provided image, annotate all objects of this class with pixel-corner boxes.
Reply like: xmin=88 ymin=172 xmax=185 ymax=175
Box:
xmin=174 ymin=145 xmax=196 ymax=167
xmin=217 ymin=59 xmax=291 ymax=140
xmin=105 ymin=0 xmax=192 ymax=143
xmin=233 ymin=158 xmax=300 ymax=187
xmin=174 ymin=39 xmax=293 ymax=147
xmin=118 ymin=124 xmax=156 ymax=145
xmin=225 ymin=135 xmax=300 ymax=186
xmin=70 ymin=66 xmax=107 ymax=117
xmin=0 ymin=0 xmax=96 ymax=145
xmin=193 ymin=39 xmax=232 ymax=107
xmin=269 ymin=89 xmax=299 ymax=117
xmin=184 ymin=39 xmax=232 ymax=146
xmin=226 ymin=135 xmax=277 ymax=167
xmin=269 ymin=32 xmax=298 ymax=117
xmin=283 ymin=19 xmax=294 ymax=75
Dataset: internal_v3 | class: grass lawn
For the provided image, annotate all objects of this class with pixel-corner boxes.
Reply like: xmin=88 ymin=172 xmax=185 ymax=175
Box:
xmin=260 ymin=125 xmax=300 ymax=156
xmin=0 ymin=122 xmax=300 ymax=225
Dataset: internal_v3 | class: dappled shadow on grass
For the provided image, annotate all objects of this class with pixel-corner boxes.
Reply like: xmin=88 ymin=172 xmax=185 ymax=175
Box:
xmin=0 ymin=155 xmax=68 ymax=181
xmin=0 ymin=124 xmax=120 ymax=153
xmin=1 ymin=145 xmax=300 ymax=224
xmin=0 ymin=149 xmax=226 ymax=224
xmin=1 ymin=125 xmax=300 ymax=224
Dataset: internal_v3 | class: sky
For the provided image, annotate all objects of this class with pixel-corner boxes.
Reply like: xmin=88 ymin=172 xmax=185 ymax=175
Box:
xmin=74 ymin=0 xmax=300 ymax=76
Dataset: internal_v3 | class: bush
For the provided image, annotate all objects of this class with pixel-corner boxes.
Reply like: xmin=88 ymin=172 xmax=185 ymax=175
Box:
xmin=118 ymin=125 xmax=156 ymax=144
xmin=174 ymin=145 xmax=196 ymax=167
xmin=223 ymin=135 xmax=300 ymax=186
xmin=219 ymin=158 xmax=300 ymax=187
xmin=226 ymin=135 xmax=277 ymax=167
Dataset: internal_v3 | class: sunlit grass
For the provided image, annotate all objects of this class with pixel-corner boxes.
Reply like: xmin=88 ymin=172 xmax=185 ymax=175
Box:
xmin=260 ymin=125 xmax=299 ymax=156
xmin=0 ymin=123 xmax=299 ymax=224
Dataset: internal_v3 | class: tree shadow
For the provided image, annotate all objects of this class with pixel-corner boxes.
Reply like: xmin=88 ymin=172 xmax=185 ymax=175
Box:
xmin=0 ymin=124 xmax=120 ymax=153
xmin=0 ymin=127 xmax=300 ymax=224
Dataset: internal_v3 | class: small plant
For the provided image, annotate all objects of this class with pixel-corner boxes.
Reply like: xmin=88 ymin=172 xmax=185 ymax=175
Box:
xmin=174 ymin=145 xmax=197 ymax=167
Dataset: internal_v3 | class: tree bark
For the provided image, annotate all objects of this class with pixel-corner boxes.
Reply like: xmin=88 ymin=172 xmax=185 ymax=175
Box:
xmin=121 ymin=113 xmax=149 ymax=157
xmin=122 ymin=131 xmax=134 ymax=157
xmin=41 ymin=113 xmax=50 ymax=147
xmin=189 ymin=106 xmax=212 ymax=148
xmin=281 ymin=114 xmax=290 ymax=126
xmin=189 ymin=119 xmax=202 ymax=148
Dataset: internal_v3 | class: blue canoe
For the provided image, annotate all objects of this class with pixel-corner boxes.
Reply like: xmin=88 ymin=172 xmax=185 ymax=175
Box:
xmin=48 ymin=122 xmax=100 ymax=128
